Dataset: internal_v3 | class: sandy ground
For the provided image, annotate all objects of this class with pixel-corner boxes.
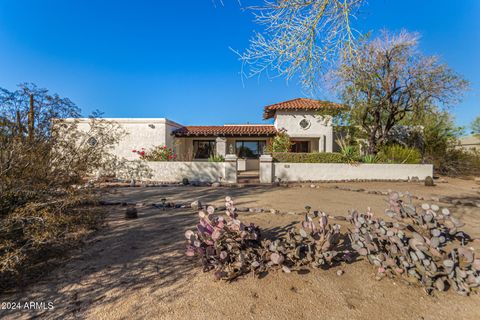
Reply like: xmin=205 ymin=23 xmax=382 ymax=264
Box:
xmin=1 ymin=178 xmax=480 ymax=320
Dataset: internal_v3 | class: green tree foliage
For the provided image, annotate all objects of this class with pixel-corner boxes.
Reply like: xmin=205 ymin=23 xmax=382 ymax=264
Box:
xmin=267 ymin=131 xmax=292 ymax=153
xmin=471 ymin=116 xmax=480 ymax=135
xmin=335 ymin=30 xmax=469 ymax=154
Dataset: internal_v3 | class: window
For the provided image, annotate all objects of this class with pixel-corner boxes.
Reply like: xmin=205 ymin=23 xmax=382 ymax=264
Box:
xmin=235 ymin=140 xmax=266 ymax=158
xmin=193 ymin=140 xmax=215 ymax=159
xmin=291 ymin=141 xmax=309 ymax=153
xmin=87 ymin=136 xmax=98 ymax=147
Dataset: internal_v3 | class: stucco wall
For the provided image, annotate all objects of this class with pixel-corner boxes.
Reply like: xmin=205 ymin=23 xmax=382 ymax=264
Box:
xmin=145 ymin=161 xmax=228 ymax=183
xmin=273 ymin=163 xmax=433 ymax=182
xmin=74 ymin=118 xmax=183 ymax=160
xmin=274 ymin=110 xmax=333 ymax=152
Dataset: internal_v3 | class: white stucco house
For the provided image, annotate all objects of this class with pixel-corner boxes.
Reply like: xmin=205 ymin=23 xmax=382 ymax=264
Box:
xmin=74 ymin=98 xmax=341 ymax=171
xmin=69 ymin=98 xmax=433 ymax=183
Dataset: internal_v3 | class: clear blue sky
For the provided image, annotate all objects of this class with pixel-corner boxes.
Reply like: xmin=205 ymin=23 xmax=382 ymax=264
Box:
xmin=0 ymin=0 xmax=478 ymax=130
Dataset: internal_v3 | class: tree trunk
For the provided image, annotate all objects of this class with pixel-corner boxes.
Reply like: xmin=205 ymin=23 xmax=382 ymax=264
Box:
xmin=28 ymin=94 xmax=35 ymax=142
xmin=16 ymin=110 xmax=23 ymax=138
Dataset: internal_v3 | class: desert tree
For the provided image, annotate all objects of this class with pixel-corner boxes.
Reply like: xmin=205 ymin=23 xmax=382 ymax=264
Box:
xmin=334 ymin=30 xmax=469 ymax=154
xmin=0 ymin=83 xmax=124 ymax=208
xmin=471 ymin=116 xmax=480 ymax=135
xmin=237 ymin=0 xmax=365 ymax=91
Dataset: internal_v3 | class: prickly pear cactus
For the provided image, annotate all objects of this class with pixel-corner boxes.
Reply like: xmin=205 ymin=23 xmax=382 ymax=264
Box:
xmin=348 ymin=192 xmax=480 ymax=296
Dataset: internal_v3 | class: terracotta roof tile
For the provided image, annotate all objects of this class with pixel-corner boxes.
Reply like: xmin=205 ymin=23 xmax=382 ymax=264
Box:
xmin=263 ymin=98 xmax=344 ymax=119
xmin=172 ymin=125 xmax=277 ymax=137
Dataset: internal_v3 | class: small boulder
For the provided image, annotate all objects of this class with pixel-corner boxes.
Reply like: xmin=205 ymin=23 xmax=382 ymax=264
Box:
xmin=424 ymin=176 xmax=435 ymax=187
xmin=191 ymin=200 xmax=202 ymax=210
xmin=211 ymin=182 xmax=221 ymax=188
xmin=125 ymin=207 xmax=138 ymax=219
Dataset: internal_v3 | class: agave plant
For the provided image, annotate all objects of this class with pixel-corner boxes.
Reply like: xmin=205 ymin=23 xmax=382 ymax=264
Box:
xmin=362 ymin=154 xmax=380 ymax=163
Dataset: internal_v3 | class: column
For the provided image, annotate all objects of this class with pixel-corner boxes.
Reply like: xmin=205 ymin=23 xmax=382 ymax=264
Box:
xmin=216 ymin=137 xmax=227 ymax=157
xmin=224 ymin=154 xmax=238 ymax=184
xmin=259 ymin=154 xmax=273 ymax=184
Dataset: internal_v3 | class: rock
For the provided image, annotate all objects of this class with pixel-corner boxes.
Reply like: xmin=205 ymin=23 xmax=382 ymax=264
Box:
xmin=409 ymin=176 xmax=419 ymax=182
xmin=270 ymin=208 xmax=279 ymax=214
xmin=310 ymin=184 xmax=316 ymax=188
xmin=254 ymin=208 xmax=263 ymax=213
xmin=125 ymin=207 xmax=138 ymax=219
xmin=430 ymin=196 xmax=440 ymax=202
xmin=424 ymin=176 xmax=435 ymax=187
xmin=459 ymin=199 xmax=475 ymax=207
xmin=190 ymin=200 xmax=202 ymax=210
xmin=216 ymin=205 xmax=227 ymax=211
xmin=182 ymin=178 xmax=189 ymax=185
xmin=336 ymin=270 xmax=344 ymax=276
xmin=236 ymin=207 xmax=249 ymax=212
xmin=211 ymin=182 xmax=221 ymax=188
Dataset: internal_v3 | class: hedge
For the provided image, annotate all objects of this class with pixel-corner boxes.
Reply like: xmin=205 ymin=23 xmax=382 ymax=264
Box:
xmin=272 ymin=152 xmax=346 ymax=163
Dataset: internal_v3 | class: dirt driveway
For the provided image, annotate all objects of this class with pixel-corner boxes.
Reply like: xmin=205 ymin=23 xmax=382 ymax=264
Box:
xmin=1 ymin=178 xmax=480 ymax=319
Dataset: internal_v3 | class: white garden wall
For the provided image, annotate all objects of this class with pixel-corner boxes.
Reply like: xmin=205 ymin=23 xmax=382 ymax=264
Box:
xmin=145 ymin=161 xmax=235 ymax=183
xmin=272 ymin=163 xmax=433 ymax=182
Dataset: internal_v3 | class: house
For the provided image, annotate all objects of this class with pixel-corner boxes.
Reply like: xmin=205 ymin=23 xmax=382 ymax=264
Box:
xmin=457 ymin=135 xmax=480 ymax=151
xmin=74 ymin=98 xmax=342 ymax=170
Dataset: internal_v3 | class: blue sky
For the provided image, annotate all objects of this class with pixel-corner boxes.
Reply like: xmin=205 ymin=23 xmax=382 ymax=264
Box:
xmin=0 ymin=0 xmax=478 ymax=130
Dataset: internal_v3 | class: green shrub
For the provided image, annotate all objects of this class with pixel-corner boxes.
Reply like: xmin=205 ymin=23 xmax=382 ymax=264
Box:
xmin=267 ymin=132 xmax=292 ymax=153
xmin=362 ymin=154 xmax=380 ymax=163
xmin=377 ymin=145 xmax=422 ymax=164
xmin=136 ymin=145 xmax=177 ymax=161
xmin=208 ymin=154 xmax=225 ymax=162
xmin=433 ymin=148 xmax=480 ymax=176
xmin=272 ymin=152 xmax=345 ymax=163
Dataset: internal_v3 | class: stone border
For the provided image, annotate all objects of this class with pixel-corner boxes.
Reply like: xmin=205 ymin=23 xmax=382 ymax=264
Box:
xmin=332 ymin=185 xmax=480 ymax=208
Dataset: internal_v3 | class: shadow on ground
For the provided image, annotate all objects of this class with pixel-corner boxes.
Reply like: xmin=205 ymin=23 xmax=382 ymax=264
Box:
xmin=0 ymin=186 xmax=275 ymax=320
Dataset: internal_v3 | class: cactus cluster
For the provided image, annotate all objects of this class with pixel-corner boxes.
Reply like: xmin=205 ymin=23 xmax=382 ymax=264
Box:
xmin=185 ymin=194 xmax=479 ymax=296
xmin=185 ymin=197 xmax=351 ymax=281
xmin=347 ymin=192 xmax=480 ymax=295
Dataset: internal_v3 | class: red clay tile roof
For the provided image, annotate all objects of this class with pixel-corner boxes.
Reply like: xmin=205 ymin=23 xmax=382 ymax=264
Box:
xmin=263 ymin=98 xmax=344 ymax=119
xmin=172 ymin=125 xmax=277 ymax=137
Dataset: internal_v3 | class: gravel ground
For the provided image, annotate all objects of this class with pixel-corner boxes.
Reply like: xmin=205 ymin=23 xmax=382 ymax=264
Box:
xmin=1 ymin=177 xmax=479 ymax=320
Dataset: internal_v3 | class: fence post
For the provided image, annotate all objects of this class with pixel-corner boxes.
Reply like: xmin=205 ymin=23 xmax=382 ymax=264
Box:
xmin=259 ymin=154 xmax=273 ymax=184
xmin=224 ymin=154 xmax=238 ymax=184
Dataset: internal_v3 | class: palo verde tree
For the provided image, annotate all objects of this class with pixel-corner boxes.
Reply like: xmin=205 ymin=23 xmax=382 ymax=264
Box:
xmin=334 ymin=31 xmax=469 ymax=154
xmin=238 ymin=0 xmax=365 ymax=91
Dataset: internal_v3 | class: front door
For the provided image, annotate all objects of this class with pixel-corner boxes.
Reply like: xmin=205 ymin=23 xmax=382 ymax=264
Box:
xmin=235 ymin=140 xmax=265 ymax=171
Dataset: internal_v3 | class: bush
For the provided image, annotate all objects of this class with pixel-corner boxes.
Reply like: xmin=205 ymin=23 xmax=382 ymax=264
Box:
xmin=362 ymin=154 xmax=380 ymax=163
xmin=272 ymin=152 xmax=345 ymax=163
xmin=267 ymin=131 xmax=292 ymax=153
xmin=0 ymin=83 xmax=120 ymax=289
xmin=208 ymin=154 xmax=225 ymax=162
xmin=134 ymin=145 xmax=177 ymax=161
xmin=433 ymin=148 xmax=480 ymax=176
xmin=377 ymin=145 xmax=422 ymax=164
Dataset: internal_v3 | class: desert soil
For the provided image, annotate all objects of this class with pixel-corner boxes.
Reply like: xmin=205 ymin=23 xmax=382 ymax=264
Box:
xmin=1 ymin=177 xmax=480 ymax=320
